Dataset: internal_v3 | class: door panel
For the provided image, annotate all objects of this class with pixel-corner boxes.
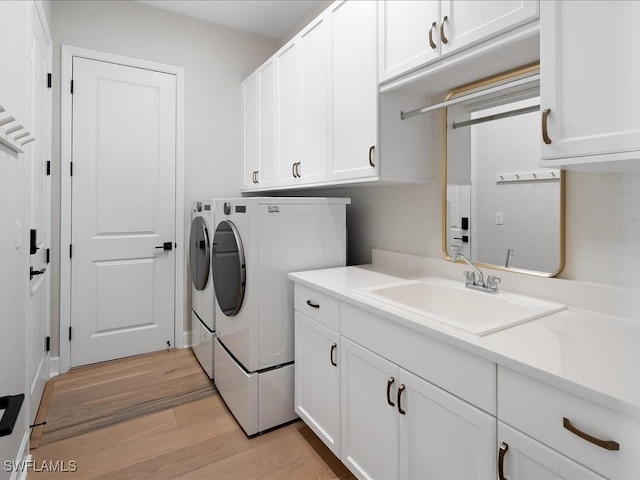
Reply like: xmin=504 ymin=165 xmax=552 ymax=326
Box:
xmin=28 ymin=2 xmax=51 ymax=424
xmin=71 ymin=57 xmax=176 ymax=367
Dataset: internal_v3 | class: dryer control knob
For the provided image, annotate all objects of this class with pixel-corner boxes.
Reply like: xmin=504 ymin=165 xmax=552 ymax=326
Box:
xmin=223 ymin=202 xmax=231 ymax=215
xmin=196 ymin=202 xmax=202 ymax=212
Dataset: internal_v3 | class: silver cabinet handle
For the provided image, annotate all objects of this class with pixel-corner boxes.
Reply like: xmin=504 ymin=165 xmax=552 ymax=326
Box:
xmin=440 ymin=16 xmax=449 ymax=44
xmin=429 ymin=21 xmax=437 ymax=49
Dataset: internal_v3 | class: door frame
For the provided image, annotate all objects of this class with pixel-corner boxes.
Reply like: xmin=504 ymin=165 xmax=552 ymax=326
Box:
xmin=59 ymin=45 xmax=185 ymax=374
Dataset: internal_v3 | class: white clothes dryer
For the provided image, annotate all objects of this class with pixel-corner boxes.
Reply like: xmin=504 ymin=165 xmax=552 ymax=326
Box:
xmin=189 ymin=199 xmax=216 ymax=379
xmin=211 ymin=197 xmax=349 ymax=436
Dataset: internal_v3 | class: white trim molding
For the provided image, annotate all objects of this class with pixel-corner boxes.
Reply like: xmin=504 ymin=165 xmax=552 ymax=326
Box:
xmin=59 ymin=45 xmax=185 ymax=373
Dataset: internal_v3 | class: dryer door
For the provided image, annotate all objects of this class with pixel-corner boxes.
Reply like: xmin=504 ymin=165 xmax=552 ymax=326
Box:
xmin=212 ymin=220 xmax=246 ymax=316
xmin=189 ymin=216 xmax=210 ymax=291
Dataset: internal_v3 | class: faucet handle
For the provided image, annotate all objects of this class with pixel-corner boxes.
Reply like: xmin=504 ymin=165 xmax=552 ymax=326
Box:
xmin=464 ymin=270 xmax=477 ymax=285
xmin=486 ymin=275 xmax=501 ymax=292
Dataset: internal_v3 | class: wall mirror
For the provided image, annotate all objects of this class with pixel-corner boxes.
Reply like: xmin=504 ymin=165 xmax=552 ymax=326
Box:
xmin=443 ymin=65 xmax=565 ymax=276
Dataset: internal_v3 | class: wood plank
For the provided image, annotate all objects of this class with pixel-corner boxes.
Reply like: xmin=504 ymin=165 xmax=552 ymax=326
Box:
xmin=29 ymin=349 xmax=355 ymax=480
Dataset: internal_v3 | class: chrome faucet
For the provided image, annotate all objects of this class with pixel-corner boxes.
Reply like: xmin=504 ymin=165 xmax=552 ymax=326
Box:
xmin=450 ymin=252 xmax=501 ymax=294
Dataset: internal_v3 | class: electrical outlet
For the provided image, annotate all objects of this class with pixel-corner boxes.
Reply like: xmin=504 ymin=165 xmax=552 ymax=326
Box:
xmin=495 ymin=212 xmax=504 ymax=225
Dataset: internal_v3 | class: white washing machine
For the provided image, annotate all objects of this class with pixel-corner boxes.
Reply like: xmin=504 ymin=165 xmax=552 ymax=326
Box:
xmin=189 ymin=199 xmax=216 ymax=379
xmin=211 ymin=197 xmax=349 ymax=436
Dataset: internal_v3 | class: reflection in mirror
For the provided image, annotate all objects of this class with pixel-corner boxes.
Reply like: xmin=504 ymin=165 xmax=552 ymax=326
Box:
xmin=444 ymin=67 xmax=564 ymax=276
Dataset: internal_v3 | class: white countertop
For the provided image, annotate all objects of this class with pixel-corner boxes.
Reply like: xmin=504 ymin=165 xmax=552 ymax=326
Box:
xmin=288 ymin=264 xmax=640 ymax=420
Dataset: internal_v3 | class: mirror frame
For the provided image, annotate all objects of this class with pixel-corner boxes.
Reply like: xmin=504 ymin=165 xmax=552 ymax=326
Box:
xmin=442 ymin=64 xmax=566 ymax=277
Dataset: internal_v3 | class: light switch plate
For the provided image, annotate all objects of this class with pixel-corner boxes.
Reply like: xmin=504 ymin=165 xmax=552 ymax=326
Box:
xmin=495 ymin=212 xmax=504 ymax=225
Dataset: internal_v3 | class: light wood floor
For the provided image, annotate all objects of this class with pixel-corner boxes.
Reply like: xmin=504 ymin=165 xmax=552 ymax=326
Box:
xmin=31 ymin=349 xmax=354 ymax=480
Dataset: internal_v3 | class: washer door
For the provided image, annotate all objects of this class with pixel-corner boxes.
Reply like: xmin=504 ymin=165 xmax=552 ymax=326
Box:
xmin=189 ymin=216 xmax=210 ymax=291
xmin=212 ymin=220 xmax=246 ymax=317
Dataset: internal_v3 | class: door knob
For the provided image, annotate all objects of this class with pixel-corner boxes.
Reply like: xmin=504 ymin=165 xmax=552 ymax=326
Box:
xmin=155 ymin=242 xmax=173 ymax=251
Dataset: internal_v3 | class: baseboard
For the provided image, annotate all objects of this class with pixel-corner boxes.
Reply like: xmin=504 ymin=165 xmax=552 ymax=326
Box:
xmin=49 ymin=356 xmax=59 ymax=378
xmin=8 ymin=434 xmax=31 ymax=480
xmin=183 ymin=330 xmax=194 ymax=348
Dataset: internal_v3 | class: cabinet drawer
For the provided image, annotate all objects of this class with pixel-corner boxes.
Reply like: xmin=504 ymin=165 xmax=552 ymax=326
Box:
xmin=341 ymin=303 xmax=496 ymax=414
xmin=294 ymin=284 xmax=340 ymax=331
xmin=498 ymin=366 xmax=640 ymax=479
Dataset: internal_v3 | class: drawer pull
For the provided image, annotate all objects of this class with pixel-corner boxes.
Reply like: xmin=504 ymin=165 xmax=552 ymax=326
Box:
xmin=386 ymin=377 xmax=395 ymax=407
xmin=397 ymin=384 xmax=406 ymax=415
xmin=563 ymin=417 xmax=620 ymax=451
xmin=368 ymin=145 xmax=375 ymax=167
xmin=330 ymin=343 xmax=337 ymax=367
xmin=498 ymin=442 xmax=508 ymax=480
xmin=306 ymin=300 xmax=320 ymax=309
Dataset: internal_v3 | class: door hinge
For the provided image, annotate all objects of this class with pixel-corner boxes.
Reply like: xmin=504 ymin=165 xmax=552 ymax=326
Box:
xmin=70 ymin=162 xmax=73 ymax=176
xmin=47 ymin=73 xmax=52 ymax=89
xmin=45 ymin=336 xmax=50 ymax=353
xmin=69 ymin=327 xmax=72 ymax=342
xmin=45 ymin=248 xmax=50 ymax=264
xmin=69 ymin=244 xmax=72 ymax=258
xmin=46 ymin=160 xmax=51 ymax=176
xmin=70 ymin=79 xmax=74 ymax=94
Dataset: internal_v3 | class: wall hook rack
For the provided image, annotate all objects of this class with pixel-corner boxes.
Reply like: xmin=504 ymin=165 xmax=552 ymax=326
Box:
xmin=0 ymin=104 xmax=35 ymax=154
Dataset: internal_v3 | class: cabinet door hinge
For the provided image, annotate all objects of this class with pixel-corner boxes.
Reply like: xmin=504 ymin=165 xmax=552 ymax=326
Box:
xmin=69 ymin=326 xmax=72 ymax=342
xmin=46 ymin=160 xmax=51 ymax=176
xmin=45 ymin=336 xmax=50 ymax=353
xmin=69 ymin=244 xmax=73 ymax=258
xmin=70 ymin=162 xmax=73 ymax=176
xmin=45 ymin=248 xmax=50 ymax=264
xmin=70 ymin=79 xmax=74 ymax=94
xmin=47 ymin=73 xmax=52 ymax=89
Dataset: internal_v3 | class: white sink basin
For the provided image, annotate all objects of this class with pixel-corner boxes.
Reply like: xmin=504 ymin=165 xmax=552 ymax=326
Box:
xmin=354 ymin=277 xmax=567 ymax=336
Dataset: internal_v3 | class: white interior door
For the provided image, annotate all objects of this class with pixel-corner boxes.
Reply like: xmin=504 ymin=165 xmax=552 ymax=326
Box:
xmin=27 ymin=3 xmax=52 ymax=422
xmin=70 ymin=57 xmax=177 ymax=367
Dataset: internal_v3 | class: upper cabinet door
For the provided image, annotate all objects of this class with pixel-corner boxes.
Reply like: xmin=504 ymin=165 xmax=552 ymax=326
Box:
xmin=275 ymin=41 xmax=300 ymax=186
xmin=257 ymin=59 xmax=276 ymax=188
xmin=440 ymin=0 xmax=539 ymax=56
xmin=329 ymin=0 xmax=379 ymax=182
xmin=379 ymin=1 xmax=440 ymax=83
xmin=541 ymin=1 xmax=640 ymax=168
xmin=242 ymin=73 xmax=258 ymax=190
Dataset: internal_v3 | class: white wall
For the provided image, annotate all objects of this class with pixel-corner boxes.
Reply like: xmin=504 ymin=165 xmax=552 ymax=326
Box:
xmin=290 ymin=103 xmax=640 ymax=291
xmin=0 ymin=1 xmax=31 ymax=470
xmin=49 ymin=1 xmax=278 ymax=356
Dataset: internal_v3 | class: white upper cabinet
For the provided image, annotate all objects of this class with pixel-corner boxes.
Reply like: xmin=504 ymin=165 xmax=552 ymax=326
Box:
xmin=329 ymin=0 xmax=379 ymax=182
xmin=440 ymin=1 xmax=539 ymax=56
xmin=540 ymin=1 xmax=640 ymax=171
xmin=379 ymin=0 xmax=539 ymax=84
xmin=275 ymin=40 xmax=300 ymax=186
xmin=241 ymin=72 xmax=258 ymax=190
xmin=379 ymin=1 xmax=440 ymax=82
xmin=257 ymin=59 xmax=276 ymax=188
xmin=298 ymin=14 xmax=330 ymax=185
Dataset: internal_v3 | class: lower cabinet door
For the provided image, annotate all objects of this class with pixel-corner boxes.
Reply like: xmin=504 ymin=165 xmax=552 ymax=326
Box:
xmin=341 ymin=337 xmax=399 ymax=480
xmin=498 ymin=422 xmax=604 ymax=480
xmin=399 ymin=368 xmax=496 ymax=479
xmin=294 ymin=312 xmax=341 ymax=456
